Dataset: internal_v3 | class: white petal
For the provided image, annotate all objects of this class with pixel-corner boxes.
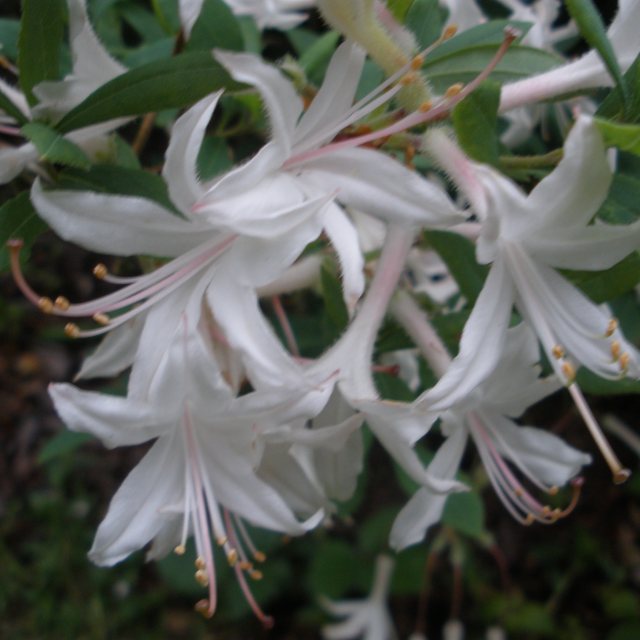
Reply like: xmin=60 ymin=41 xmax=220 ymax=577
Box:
xmin=214 ymin=49 xmax=302 ymax=154
xmin=0 ymin=143 xmax=39 ymax=185
xmin=89 ymin=436 xmax=184 ymax=565
xmin=163 ymin=92 xmax=223 ymax=214
xmin=31 ymin=180 xmax=213 ymax=257
xmin=420 ymin=256 xmax=514 ymax=410
xmin=305 ymin=147 xmax=464 ymax=226
xmin=49 ymin=383 xmax=166 ymax=448
xmin=179 ymin=0 xmax=204 ymax=37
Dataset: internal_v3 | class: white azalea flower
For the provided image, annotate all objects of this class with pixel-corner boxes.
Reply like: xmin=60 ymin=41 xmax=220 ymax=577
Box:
xmin=501 ymin=0 xmax=640 ymax=111
xmin=321 ymin=555 xmax=398 ymax=640
xmin=386 ymin=311 xmax=590 ymax=550
xmin=0 ymin=0 xmax=126 ymax=183
xmin=179 ymin=0 xmax=314 ymax=37
xmin=423 ymin=116 xmax=639 ymax=482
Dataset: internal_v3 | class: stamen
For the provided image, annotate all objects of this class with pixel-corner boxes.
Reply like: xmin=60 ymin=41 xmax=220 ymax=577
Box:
xmin=93 ymin=263 xmax=108 ymax=279
xmin=55 ymin=296 xmax=70 ymax=311
xmin=551 ymin=344 xmax=565 ymax=359
xmin=561 ymin=361 xmax=576 ymax=384
xmin=254 ymin=551 xmax=267 ymax=563
xmin=65 ymin=323 xmax=80 ymax=338
xmin=194 ymin=600 xmax=214 ymax=619
xmin=418 ymin=101 xmax=433 ymax=113
xmin=411 ymin=54 xmax=425 ymax=70
xmin=38 ymin=297 xmax=54 ymax=313
xmin=444 ymin=83 xmax=464 ymax=98
xmin=443 ymin=25 xmax=458 ymax=39
xmin=401 ymin=72 xmax=418 ymax=86
xmin=610 ymin=341 xmax=621 ymax=361
xmin=568 ymin=384 xmax=631 ymax=484
xmin=250 ymin=570 xmax=263 ymax=581
xmin=195 ymin=569 xmax=209 ymax=586
xmin=92 ymin=312 xmax=110 ymax=326
xmin=195 ymin=557 xmax=206 ymax=570
xmin=174 ymin=545 xmax=186 ymax=555
xmin=619 ymin=353 xmax=630 ymax=372
xmin=216 ymin=535 xmax=228 ymax=547
xmin=227 ymin=549 xmax=238 ymax=567
xmin=605 ymin=318 xmax=618 ymax=337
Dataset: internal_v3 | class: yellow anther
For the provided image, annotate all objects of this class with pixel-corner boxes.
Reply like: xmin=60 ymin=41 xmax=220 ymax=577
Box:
xmin=195 ymin=569 xmax=209 ymax=586
xmin=38 ymin=297 xmax=54 ymax=313
xmin=548 ymin=486 xmax=559 ymax=496
xmin=524 ymin=513 xmax=535 ymax=525
xmin=239 ymin=561 xmax=253 ymax=571
xmin=174 ymin=545 xmax=186 ymax=555
xmin=605 ymin=318 xmax=618 ymax=337
xmin=541 ymin=505 xmax=552 ymax=516
xmin=253 ymin=551 xmax=267 ymax=563
xmin=92 ymin=312 xmax=110 ymax=326
xmin=411 ymin=54 xmax=425 ymax=70
xmin=561 ymin=361 xmax=576 ymax=384
xmin=195 ymin=557 xmax=206 ymax=570
xmin=216 ymin=535 xmax=228 ymax=547
xmin=444 ymin=83 xmax=464 ymax=98
xmin=551 ymin=344 xmax=565 ymax=360
xmin=611 ymin=341 xmax=621 ymax=362
xmin=65 ymin=323 xmax=80 ymax=338
xmin=93 ymin=263 xmax=108 ymax=279
xmin=195 ymin=600 xmax=213 ymax=619
xmin=418 ymin=100 xmax=433 ymax=113
xmin=514 ymin=487 xmax=524 ymax=497
xmin=443 ymin=25 xmax=458 ymax=39
xmin=400 ymin=72 xmax=417 ymax=86
xmin=54 ymin=296 xmax=70 ymax=310
xmin=619 ymin=352 xmax=630 ymax=372
xmin=227 ymin=549 xmax=238 ymax=567
xmin=249 ymin=570 xmax=263 ymax=581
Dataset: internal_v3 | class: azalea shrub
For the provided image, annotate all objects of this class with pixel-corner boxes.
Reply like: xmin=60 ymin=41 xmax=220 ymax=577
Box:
xmin=1 ymin=0 xmax=640 ymax=638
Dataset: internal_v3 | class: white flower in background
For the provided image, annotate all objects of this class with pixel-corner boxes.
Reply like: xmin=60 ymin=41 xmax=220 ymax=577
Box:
xmin=179 ymin=0 xmax=314 ymax=36
xmin=501 ymin=0 xmax=640 ymax=111
xmin=0 ymin=0 xmax=127 ymax=183
xmin=439 ymin=0 xmax=485 ymax=31
xmin=321 ymin=555 xmax=397 ymax=640
xmin=424 ymin=116 xmax=639 ymax=482
xmin=388 ymin=323 xmax=590 ymax=550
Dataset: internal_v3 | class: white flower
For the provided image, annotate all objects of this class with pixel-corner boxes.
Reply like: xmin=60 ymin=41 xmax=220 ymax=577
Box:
xmin=423 ymin=115 xmax=639 ymax=482
xmin=389 ymin=324 xmax=590 ymax=550
xmin=0 ymin=0 xmax=126 ymax=183
xmin=501 ymin=0 xmax=640 ymax=111
xmin=179 ymin=0 xmax=314 ymax=36
xmin=321 ymin=555 xmax=398 ymax=640
xmin=439 ymin=0 xmax=485 ymax=31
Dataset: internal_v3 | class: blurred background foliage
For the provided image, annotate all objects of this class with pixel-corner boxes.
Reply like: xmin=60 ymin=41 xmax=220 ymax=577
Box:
xmin=1 ymin=0 xmax=639 ymax=638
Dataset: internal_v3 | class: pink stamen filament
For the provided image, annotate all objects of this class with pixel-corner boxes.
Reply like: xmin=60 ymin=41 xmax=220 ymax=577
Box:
xmin=272 ymin=295 xmax=300 ymax=357
xmin=285 ymin=29 xmax=518 ymax=169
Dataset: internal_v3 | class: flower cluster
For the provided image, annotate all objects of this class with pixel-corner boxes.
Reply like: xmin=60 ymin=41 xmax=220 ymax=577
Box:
xmin=3 ymin=0 xmax=640 ymax=632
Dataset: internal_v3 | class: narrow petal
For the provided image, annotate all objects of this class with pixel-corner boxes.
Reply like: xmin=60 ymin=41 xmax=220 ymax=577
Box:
xmin=31 ymin=180 xmax=213 ymax=257
xmin=163 ymin=92 xmax=223 ymax=214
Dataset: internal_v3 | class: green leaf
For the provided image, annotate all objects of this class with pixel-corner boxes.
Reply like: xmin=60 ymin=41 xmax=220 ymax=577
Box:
xmin=597 ymin=54 xmax=640 ymax=123
xmin=405 ymin=0 xmax=445 ymax=49
xmin=22 ymin=122 xmax=91 ymax=169
xmin=18 ymin=0 xmax=66 ymax=106
xmin=594 ymin=118 xmax=640 ymax=155
xmin=197 ymin=136 xmax=232 ymax=181
xmin=38 ymin=430 xmax=93 ymax=465
xmin=388 ymin=0 xmax=413 ymax=21
xmin=56 ymin=165 xmax=180 ymax=215
xmin=0 ymin=84 xmax=28 ymax=126
xmin=0 ymin=18 xmax=21 ymax=60
xmin=566 ymin=0 xmax=628 ymax=109
xmin=57 ymin=52 xmax=239 ymax=134
xmin=424 ymin=44 xmax=561 ymax=94
xmin=298 ymin=31 xmax=340 ymax=84
xmin=321 ymin=263 xmax=349 ymax=332
xmin=186 ymin=0 xmax=244 ymax=52
xmin=576 ymin=369 xmax=640 ymax=396
xmin=424 ymin=230 xmax=488 ymax=304
xmin=0 ymin=192 xmax=48 ymax=272
xmin=452 ymin=80 xmax=501 ymax=165
xmin=307 ymin=540 xmax=358 ymax=599
xmin=118 ymin=4 xmax=166 ymax=43
xmin=442 ymin=490 xmax=485 ymax=539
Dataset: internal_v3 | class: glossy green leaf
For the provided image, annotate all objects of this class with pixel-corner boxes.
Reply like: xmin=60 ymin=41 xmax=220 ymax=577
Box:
xmin=18 ymin=0 xmax=66 ymax=106
xmin=0 ymin=192 xmax=48 ymax=272
xmin=442 ymin=490 xmax=485 ymax=539
xmin=57 ymin=52 xmax=239 ymax=133
xmin=594 ymin=118 xmax=640 ymax=155
xmin=0 ymin=18 xmax=21 ymax=60
xmin=22 ymin=122 xmax=92 ymax=169
xmin=566 ymin=0 xmax=628 ymax=108
xmin=424 ymin=230 xmax=488 ymax=304
xmin=197 ymin=136 xmax=232 ymax=181
xmin=186 ymin=0 xmax=243 ymax=52
xmin=321 ymin=263 xmax=349 ymax=332
xmin=452 ymin=80 xmax=501 ymax=165
xmin=38 ymin=430 xmax=93 ymax=465
xmin=424 ymin=44 xmax=561 ymax=94
xmin=405 ymin=0 xmax=445 ymax=49
xmin=56 ymin=165 xmax=180 ymax=215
